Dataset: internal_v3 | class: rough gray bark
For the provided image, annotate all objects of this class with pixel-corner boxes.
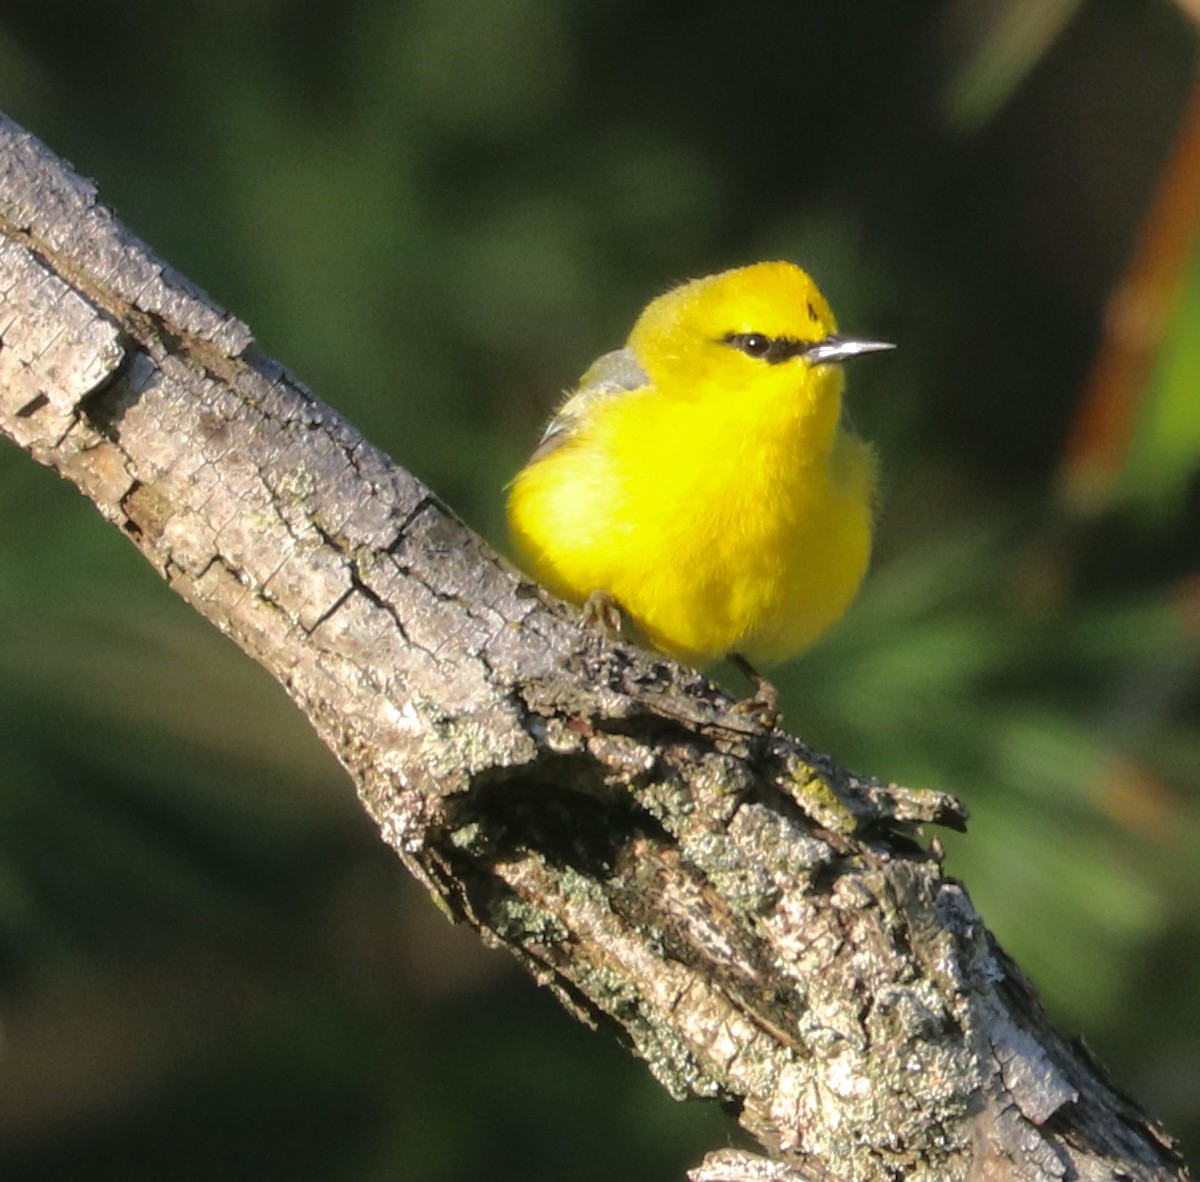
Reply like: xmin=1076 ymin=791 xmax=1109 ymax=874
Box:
xmin=0 ymin=110 xmax=1187 ymax=1182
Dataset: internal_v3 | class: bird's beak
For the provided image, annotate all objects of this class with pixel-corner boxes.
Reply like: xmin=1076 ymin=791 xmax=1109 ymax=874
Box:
xmin=803 ymin=335 xmax=895 ymax=365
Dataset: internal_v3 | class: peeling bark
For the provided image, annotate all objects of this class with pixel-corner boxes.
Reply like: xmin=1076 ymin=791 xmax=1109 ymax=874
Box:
xmin=0 ymin=112 xmax=1187 ymax=1182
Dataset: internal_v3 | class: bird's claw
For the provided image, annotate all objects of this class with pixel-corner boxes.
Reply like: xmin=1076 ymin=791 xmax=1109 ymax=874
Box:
xmin=730 ymin=654 xmax=781 ymax=729
xmin=582 ymin=589 xmax=628 ymax=640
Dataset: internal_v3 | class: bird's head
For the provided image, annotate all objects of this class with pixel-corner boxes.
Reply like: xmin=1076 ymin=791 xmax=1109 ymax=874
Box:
xmin=627 ymin=261 xmax=892 ymax=418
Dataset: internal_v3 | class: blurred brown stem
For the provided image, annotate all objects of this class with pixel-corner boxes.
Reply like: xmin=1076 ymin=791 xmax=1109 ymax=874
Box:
xmin=1059 ymin=71 xmax=1200 ymax=514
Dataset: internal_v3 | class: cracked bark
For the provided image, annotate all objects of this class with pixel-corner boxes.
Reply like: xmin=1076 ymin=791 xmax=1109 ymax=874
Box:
xmin=0 ymin=110 xmax=1187 ymax=1182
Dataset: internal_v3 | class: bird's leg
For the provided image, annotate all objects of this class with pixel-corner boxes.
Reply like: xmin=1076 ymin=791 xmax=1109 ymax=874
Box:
xmin=582 ymin=588 xmax=629 ymax=640
xmin=729 ymin=653 xmax=781 ymax=729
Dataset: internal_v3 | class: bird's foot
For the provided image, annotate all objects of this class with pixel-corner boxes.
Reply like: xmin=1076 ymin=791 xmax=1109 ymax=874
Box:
xmin=582 ymin=588 xmax=629 ymax=640
xmin=729 ymin=653 xmax=781 ymax=729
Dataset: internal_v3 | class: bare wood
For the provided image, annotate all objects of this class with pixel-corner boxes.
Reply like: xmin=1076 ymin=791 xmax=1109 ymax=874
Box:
xmin=0 ymin=111 xmax=1187 ymax=1182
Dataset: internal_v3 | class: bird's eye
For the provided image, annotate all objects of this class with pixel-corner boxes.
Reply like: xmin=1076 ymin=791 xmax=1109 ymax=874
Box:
xmin=726 ymin=333 xmax=773 ymax=358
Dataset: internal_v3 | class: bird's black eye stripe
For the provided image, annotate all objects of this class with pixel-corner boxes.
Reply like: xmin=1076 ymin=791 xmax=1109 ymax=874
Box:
xmin=723 ymin=333 xmax=810 ymax=364
xmin=725 ymin=332 xmax=773 ymax=358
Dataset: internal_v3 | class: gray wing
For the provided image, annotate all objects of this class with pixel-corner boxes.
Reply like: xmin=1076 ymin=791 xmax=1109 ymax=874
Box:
xmin=528 ymin=347 xmax=650 ymax=463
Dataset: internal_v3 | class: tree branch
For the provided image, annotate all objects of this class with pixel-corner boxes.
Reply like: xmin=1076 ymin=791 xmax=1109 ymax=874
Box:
xmin=0 ymin=111 xmax=1187 ymax=1182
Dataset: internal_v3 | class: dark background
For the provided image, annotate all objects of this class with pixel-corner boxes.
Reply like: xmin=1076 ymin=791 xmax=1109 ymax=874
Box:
xmin=0 ymin=0 xmax=1198 ymax=1177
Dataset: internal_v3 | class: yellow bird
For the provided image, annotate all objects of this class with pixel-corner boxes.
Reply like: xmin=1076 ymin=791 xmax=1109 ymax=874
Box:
xmin=507 ymin=261 xmax=892 ymax=708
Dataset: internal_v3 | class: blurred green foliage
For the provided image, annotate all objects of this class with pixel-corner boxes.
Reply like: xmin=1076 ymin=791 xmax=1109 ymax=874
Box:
xmin=0 ymin=0 xmax=1198 ymax=1177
